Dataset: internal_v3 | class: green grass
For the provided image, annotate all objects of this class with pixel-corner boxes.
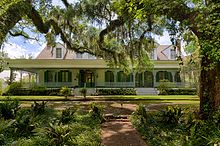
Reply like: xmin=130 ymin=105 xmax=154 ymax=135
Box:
xmin=96 ymin=95 xmax=199 ymax=100
xmin=0 ymin=96 xmax=65 ymax=100
xmin=0 ymin=95 xmax=199 ymax=101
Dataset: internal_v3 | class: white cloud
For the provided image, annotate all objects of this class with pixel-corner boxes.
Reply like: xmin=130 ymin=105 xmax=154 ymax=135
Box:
xmin=3 ymin=43 xmax=28 ymax=59
xmin=2 ymin=42 xmax=45 ymax=59
xmin=155 ymin=31 xmax=172 ymax=45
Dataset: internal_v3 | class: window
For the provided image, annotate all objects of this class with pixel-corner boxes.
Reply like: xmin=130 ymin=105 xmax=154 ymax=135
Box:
xmin=56 ymin=48 xmax=62 ymax=58
xmin=117 ymin=71 xmax=125 ymax=82
xmin=105 ymin=71 xmax=114 ymax=82
xmin=44 ymin=70 xmax=54 ymax=82
xmin=117 ymin=71 xmax=133 ymax=82
xmin=76 ymin=53 xmax=82 ymax=59
xmin=58 ymin=70 xmax=72 ymax=82
xmin=156 ymin=71 xmax=173 ymax=82
xmin=170 ymin=48 xmax=176 ymax=59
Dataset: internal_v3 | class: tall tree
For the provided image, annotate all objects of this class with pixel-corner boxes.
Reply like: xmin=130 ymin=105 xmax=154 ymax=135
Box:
xmin=107 ymin=0 xmax=220 ymax=118
xmin=0 ymin=0 xmax=220 ymax=117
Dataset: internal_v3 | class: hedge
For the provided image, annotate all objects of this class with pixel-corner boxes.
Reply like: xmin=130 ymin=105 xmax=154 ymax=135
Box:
xmin=159 ymin=88 xmax=197 ymax=95
xmin=96 ymin=88 xmax=136 ymax=95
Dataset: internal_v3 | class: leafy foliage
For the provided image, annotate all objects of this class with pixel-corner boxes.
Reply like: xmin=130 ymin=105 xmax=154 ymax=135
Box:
xmin=42 ymin=122 xmax=72 ymax=146
xmin=1 ymin=0 xmax=220 ymax=114
xmin=131 ymin=106 xmax=220 ymax=146
xmin=60 ymin=86 xmax=71 ymax=99
xmin=4 ymin=82 xmax=22 ymax=96
xmin=0 ymin=97 xmax=20 ymax=119
xmin=160 ymin=106 xmax=183 ymax=125
xmin=157 ymin=79 xmax=170 ymax=95
xmin=89 ymin=103 xmax=105 ymax=123
xmin=96 ymin=88 xmax=136 ymax=95
xmin=31 ymin=101 xmax=47 ymax=116
xmin=59 ymin=107 xmax=77 ymax=124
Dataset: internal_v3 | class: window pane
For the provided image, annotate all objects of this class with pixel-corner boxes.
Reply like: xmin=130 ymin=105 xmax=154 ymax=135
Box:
xmin=105 ymin=71 xmax=114 ymax=82
xmin=56 ymin=48 xmax=62 ymax=58
xmin=58 ymin=70 xmax=72 ymax=82
xmin=171 ymin=49 xmax=176 ymax=59
xmin=44 ymin=70 xmax=53 ymax=82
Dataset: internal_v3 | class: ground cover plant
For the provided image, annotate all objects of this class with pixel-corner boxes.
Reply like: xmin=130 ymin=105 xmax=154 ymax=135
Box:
xmin=0 ymin=97 xmax=102 ymax=146
xmin=131 ymin=105 xmax=220 ymax=146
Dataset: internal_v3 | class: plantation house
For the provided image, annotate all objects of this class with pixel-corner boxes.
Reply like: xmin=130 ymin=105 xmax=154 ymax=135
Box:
xmin=7 ymin=43 xmax=184 ymax=94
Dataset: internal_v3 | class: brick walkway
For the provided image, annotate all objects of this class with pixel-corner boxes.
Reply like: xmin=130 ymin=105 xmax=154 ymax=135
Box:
xmin=101 ymin=119 xmax=147 ymax=146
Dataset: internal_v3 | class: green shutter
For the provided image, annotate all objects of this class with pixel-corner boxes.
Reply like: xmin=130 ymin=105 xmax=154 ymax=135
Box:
xmin=68 ymin=71 xmax=72 ymax=82
xmin=44 ymin=71 xmax=48 ymax=82
xmin=55 ymin=72 xmax=57 ymax=82
xmin=110 ymin=72 xmax=114 ymax=82
xmin=58 ymin=71 xmax=62 ymax=82
xmin=156 ymin=72 xmax=160 ymax=82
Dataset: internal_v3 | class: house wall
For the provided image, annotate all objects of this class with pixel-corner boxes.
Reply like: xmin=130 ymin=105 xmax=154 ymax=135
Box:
xmin=72 ymin=69 xmax=78 ymax=86
xmin=38 ymin=70 xmax=44 ymax=85
xmin=96 ymin=69 xmax=105 ymax=86
xmin=162 ymin=46 xmax=171 ymax=60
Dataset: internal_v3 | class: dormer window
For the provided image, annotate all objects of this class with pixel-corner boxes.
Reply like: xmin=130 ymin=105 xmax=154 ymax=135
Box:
xmin=170 ymin=48 xmax=176 ymax=60
xmin=56 ymin=48 xmax=62 ymax=58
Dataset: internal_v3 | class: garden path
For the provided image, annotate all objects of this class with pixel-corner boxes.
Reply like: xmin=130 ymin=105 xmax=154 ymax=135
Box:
xmin=101 ymin=103 xmax=147 ymax=146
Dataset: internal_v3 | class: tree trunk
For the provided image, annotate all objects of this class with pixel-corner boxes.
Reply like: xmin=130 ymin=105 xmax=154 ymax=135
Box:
xmin=199 ymin=55 xmax=220 ymax=118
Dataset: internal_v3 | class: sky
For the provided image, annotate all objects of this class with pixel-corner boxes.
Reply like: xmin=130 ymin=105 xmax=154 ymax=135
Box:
xmin=0 ymin=0 xmax=172 ymax=79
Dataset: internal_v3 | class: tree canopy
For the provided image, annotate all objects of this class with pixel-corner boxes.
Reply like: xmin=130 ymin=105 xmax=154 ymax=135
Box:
xmin=0 ymin=0 xmax=220 ymax=117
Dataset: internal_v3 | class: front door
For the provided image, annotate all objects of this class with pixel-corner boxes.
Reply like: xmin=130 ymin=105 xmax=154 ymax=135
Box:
xmin=144 ymin=71 xmax=153 ymax=87
xmin=135 ymin=73 xmax=143 ymax=87
xmin=78 ymin=70 xmax=95 ymax=87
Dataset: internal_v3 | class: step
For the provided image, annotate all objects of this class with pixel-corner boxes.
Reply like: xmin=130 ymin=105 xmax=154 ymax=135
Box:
xmin=136 ymin=88 xmax=159 ymax=95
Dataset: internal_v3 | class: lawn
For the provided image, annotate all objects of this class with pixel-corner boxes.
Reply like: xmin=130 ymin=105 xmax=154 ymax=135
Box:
xmin=0 ymin=95 xmax=199 ymax=101
xmin=0 ymin=95 xmax=199 ymax=110
xmin=98 ymin=95 xmax=199 ymax=100
xmin=0 ymin=96 xmax=65 ymax=100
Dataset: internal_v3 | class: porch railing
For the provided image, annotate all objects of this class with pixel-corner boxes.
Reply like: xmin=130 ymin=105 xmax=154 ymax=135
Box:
xmin=154 ymin=82 xmax=189 ymax=87
xmin=97 ymin=82 xmax=135 ymax=88
xmin=43 ymin=82 xmax=73 ymax=88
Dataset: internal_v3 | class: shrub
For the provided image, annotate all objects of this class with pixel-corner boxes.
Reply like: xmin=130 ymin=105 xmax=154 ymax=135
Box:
xmin=80 ymin=88 xmax=87 ymax=99
xmin=161 ymin=106 xmax=183 ymax=125
xmin=132 ymin=104 xmax=148 ymax=125
xmin=31 ymin=101 xmax=47 ymax=116
xmin=30 ymin=85 xmax=47 ymax=95
xmin=164 ymin=88 xmax=197 ymax=95
xmin=0 ymin=97 xmax=20 ymax=119
xmin=4 ymin=82 xmax=22 ymax=95
xmin=60 ymin=107 xmax=77 ymax=124
xmin=60 ymin=86 xmax=71 ymax=99
xmin=3 ymin=87 xmax=61 ymax=96
xmin=96 ymin=88 xmax=136 ymax=95
xmin=89 ymin=103 xmax=105 ymax=123
xmin=157 ymin=79 xmax=170 ymax=95
xmin=42 ymin=122 xmax=72 ymax=146
xmin=13 ymin=113 xmax=36 ymax=138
